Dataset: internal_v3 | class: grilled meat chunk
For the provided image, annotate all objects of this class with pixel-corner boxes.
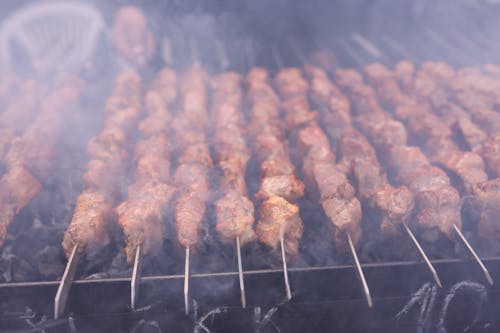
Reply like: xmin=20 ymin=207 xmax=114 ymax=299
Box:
xmin=215 ymin=190 xmax=255 ymax=245
xmin=62 ymin=190 xmax=114 ymax=257
xmin=255 ymin=196 xmax=303 ymax=256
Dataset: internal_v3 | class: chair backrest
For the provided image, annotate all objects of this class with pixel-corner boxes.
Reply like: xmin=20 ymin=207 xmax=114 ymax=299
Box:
xmin=0 ymin=1 xmax=105 ymax=77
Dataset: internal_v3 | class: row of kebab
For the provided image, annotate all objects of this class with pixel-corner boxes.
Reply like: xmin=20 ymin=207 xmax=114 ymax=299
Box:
xmin=0 ymin=59 xmax=499 ymax=308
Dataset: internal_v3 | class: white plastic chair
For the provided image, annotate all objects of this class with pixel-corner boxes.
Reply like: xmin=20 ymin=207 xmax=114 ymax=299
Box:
xmin=0 ymin=1 xmax=105 ymax=77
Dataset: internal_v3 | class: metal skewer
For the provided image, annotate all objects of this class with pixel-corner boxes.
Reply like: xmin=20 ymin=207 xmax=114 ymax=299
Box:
xmin=280 ymin=237 xmax=292 ymax=300
xmin=160 ymin=37 xmax=173 ymax=67
xmin=215 ymin=39 xmax=229 ymax=72
xmin=184 ymin=246 xmax=190 ymax=315
xmin=350 ymin=32 xmax=382 ymax=59
xmin=347 ymin=234 xmax=373 ymax=308
xmin=287 ymin=36 xmax=307 ymax=65
xmin=236 ymin=236 xmax=247 ymax=307
xmin=131 ymin=245 xmax=142 ymax=309
xmin=403 ymin=224 xmax=442 ymax=288
xmin=271 ymin=45 xmax=284 ymax=70
xmin=54 ymin=245 xmax=80 ymax=319
xmin=453 ymin=224 xmax=493 ymax=285
xmin=214 ymin=40 xmax=247 ymax=308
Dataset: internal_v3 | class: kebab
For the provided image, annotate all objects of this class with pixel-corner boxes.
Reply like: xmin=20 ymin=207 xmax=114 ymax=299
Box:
xmin=363 ymin=63 xmax=488 ymax=196
xmin=273 ymin=66 xmax=377 ymax=306
xmin=334 ymin=68 xmax=459 ymax=241
xmin=420 ymin=63 xmax=500 ymax=179
xmin=353 ymin=64 xmax=493 ymax=284
xmin=305 ymin=65 xmax=415 ymax=239
xmin=423 ymin=64 xmax=500 ymax=245
xmin=62 ymin=70 xmax=142 ymax=259
xmin=171 ymin=64 xmax=212 ymax=315
xmin=0 ymin=78 xmax=46 ymax=159
xmin=116 ymin=68 xmax=177 ymax=270
xmin=245 ymin=67 xmax=304 ymax=300
xmin=0 ymin=75 xmax=84 ymax=249
xmin=211 ymin=72 xmax=255 ymax=307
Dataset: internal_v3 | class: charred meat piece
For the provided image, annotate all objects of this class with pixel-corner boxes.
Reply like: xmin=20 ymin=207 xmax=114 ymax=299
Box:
xmin=175 ymin=191 xmax=206 ymax=249
xmin=117 ymin=182 xmax=174 ymax=264
xmin=255 ymin=196 xmax=303 ymax=257
xmin=433 ymin=150 xmax=488 ymax=194
xmin=478 ymin=134 xmax=500 ymax=178
xmin=275 ymin=68 xmax=317 ymax=128
xmin=469 ymin=179 xmax=500 ymax=239
xmin=0 ymin=165 xmax=42 ymax=246
xmin=62 ymin=189 xmax=114 ymax=257
xmin=215 ymin=190 xmax=255 ymax=245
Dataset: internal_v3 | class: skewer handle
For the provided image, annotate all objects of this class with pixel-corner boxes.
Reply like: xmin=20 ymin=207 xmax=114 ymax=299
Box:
xmin=184 ymin=246 xmax=190 ymax=315
xmin=131 ymin=245 xmax=142 ymax=309
xmin=403 ymin=223 xmax=442 ymax=288
xmin=347 ymin=234 xmax=373 ymax=308
xmin=280 ymin=237 xmax=292 ymax=300
xmin=236 ymin=236 xmax=247 ymax=308
xmin=453 ymin=224 xmax=494 ymax=285
xmin=54 ymin=245 xmax=80 ymax=319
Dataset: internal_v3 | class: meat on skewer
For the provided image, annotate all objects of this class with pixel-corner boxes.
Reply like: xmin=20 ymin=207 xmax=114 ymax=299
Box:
xmin=334 ymin=68 xmax=461 ymax=241
xmin=211 ymin=72 xmax=255 ymax=245
xmin=172 ymin=65 xmax=212 ymax=251
xmin=305 ymin=65 xmax=414 ymax=238
xmin=363 ymin=62 xmax=489 ymax=195
xmin=62 ymin=71 xmax=141 ymax=258
xmin=116 ymin=68 xmax=177 ymax=264
xmin=0 ymin=79 xmax=46 ymax=159
xmin=0 ymin=75 xmax=84 ymax=248
xmin=274 ymin=67 xmax=362 ymax=251
xmin=245 ymin=68 xmax=304 ymax=256
xmin=111 ymin=6 xmax=155 ymax=69
xmin=468 ymin=178 xmax=500 ymax=239
xmin=415 ymin=63 xmax=500 ymax=180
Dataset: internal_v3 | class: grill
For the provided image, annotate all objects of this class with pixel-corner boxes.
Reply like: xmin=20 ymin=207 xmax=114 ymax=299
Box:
xmin=1 ymin=1 xmax=500 ymax=332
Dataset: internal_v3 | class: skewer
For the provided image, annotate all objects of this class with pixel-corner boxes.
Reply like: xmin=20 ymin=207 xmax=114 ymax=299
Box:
xmin=350 ymin=33 xmax=382 ymax=59
xmin=339 ymin=40 xmax=365 ymax=68
xmin=236 ymin=236 xmax=246 ymax=307
xmin=54 ymin=245 xmax=80 ymax=319
xmin=280 ymin=237 xmax=292 ymax=300
xmin=287 ymin=39 xmax=373 ymax=307
xmin=271 ymin=45 xmax=284 ymax=70
xmin=244 ymin=38 xmax=255 ymax=70
xmin=189 ymin=36 xmax=200 ymax=65
xmin=347 ymin=234 xmax=373 ymax=308
xmin=287 ymin=36 xmax=307 ymax=65
xmin=131 ymin=245 xmax=142 ymax=309
xmin=403 ymin=224 xmax=442 ymax=288
xmin=214 ymin=40 xmax=248 ymax=308
xmin=160 ymin=37 xmax=173 ymax=67
xmin=215 ymin=39 xmax=229 ymax=72
xmin=453 ymin=224 xmax=493 ymax=285
xmin=184 ymin=246 xmax=190 ymax=315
